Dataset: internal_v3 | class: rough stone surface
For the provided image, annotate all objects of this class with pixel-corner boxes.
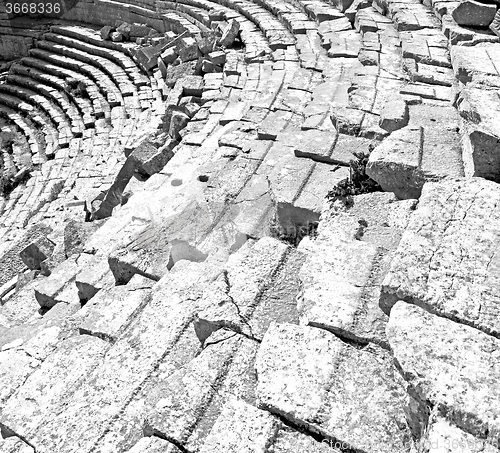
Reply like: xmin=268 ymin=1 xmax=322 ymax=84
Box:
xmin=382 ymin=178 xmax=500 ymax=337
xmin=387 ymin=301 xmax=500 ymax=445
xmin=256 ymin=322 xmax=413 ymax=453
xmin=452 ymin=0 xmax=497 ymax=27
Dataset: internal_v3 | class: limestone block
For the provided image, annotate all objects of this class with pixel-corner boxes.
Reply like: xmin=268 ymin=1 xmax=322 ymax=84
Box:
xmin=452 ymin=0 xmax=496 ymax=27
xmin=379 ymin=97 xmax=409 ymax=132
xmin=491 ymin=9 xmax=500 ymax=37
xmin=176 ymin=37 xmax=200 ymax=63
xmin=387 ymin=301 xmax=500 ymax=444
xmin=219 ymin=20 xmax=240 ymax=47
xmin=456 ymin=85 xmax=500 ymax=181
xmin=19 ymin=236 xmax=55 ymax=270
xmin=75 ymin=285 xmax=151 ymax=341
xmin=381 ymin=177 xmax=500 ymax=338
xmin=256 ymin=323 xmax=413 ymax=453
xmin=124 ymin=437 xmax=181 ymax=453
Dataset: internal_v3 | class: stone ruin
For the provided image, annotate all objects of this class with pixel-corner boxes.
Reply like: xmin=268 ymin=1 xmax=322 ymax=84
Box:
xmin=0 ymin=0 xmax=500 ymax=450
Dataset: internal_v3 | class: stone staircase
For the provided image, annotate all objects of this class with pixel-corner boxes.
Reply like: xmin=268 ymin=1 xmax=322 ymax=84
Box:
xmin=1 ymin=0 xmax=500 ymax=451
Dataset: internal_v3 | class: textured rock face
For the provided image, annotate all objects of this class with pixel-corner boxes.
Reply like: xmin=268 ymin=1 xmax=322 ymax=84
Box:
xmin=451 ymin=0 xmax=497 ymax=27
xmin=256 ymin=322 xmax=413 ymax=453
xmin=387 ymin=302 xmax=500 ymax=445
xmin=381 ymin=178 xmax=500 ymax=338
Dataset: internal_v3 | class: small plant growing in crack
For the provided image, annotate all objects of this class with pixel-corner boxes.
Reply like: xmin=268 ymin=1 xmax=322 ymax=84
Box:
xmin=326 ymin=144 xmax=382 ymax=208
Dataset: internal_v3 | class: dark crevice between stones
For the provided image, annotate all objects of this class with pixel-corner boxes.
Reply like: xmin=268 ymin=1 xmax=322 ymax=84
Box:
xmin=148 ymin=433 xmax=192 ymax=453
xmin=267 ymin=408 xmax=362 ymax=453
xmin=0 ymin=424 xmax=38 ymax=453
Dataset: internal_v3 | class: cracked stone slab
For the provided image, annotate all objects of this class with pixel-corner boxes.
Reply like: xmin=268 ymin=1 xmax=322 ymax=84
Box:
xmin=256 ymin=322 xmax=413 ymax=453
xmin=200 ymin=398 xmax=334 ymax=453
xmin=74 ymin=284 xmax=151 ymax=342
xmin=145 ymin=331 xmax=260 ymax=452
xmin=19 ymin=261 xmax=217 ymax=453
xmin=381 ymin=177 xmax=500 ymax=337
xmin=195 ymin=237 xmax=301 ymax=342
xmin=387 ymin=301 xmax=500 ymax=445
xmin=296 ymin=193 xmax=416 ymax=348
xmin=0 ymin=336 xmax=107 ymax=441
xmin=367 ymin=105 xmax=464 ymax=199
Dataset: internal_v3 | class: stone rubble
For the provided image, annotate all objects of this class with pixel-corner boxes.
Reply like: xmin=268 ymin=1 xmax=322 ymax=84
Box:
xmin=1 ymin=0 xmax=500 ymax=452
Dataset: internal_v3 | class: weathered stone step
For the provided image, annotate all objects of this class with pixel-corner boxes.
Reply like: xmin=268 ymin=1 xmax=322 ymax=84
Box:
xmin=0 ymin=96 xmax=59 ymax=156
xmin=0 ymin=82 xmax=75 ymax=141
xmin=43 ymin=33 xmax=137 ymax=97
xmin=22 ymin=53 xmax=111 ymax=120
xmin=297 ymin=192 xmax=416 ymax=348
xmin=367 ymin=104 xmax=464 ymax=199
xmin=382 ymin=177 xmax=500 ymax=339
xmin=29 ymin=45 xmax=122 ymax=108
xmin=6 ymin=73 xmax=86 ymax=135
xmin=49 ymin=25 xmax=150 ymax=87
xmin=256 ymin=322 xmax=414 ymax=452
xmin=12 ymin=60 xmax=96 ymax=127
xmin=0 ymin=110 xmax=44 ymax=163
xmin=387 ymin=301 xmax=500 ymax=447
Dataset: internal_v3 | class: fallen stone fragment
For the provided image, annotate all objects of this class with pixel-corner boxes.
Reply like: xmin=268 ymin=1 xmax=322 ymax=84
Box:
xmin=491 ymin=10 xmax=500 ymax=37
xmin=387 ymin=301 xmax=500 ymax=444
xmin=19 ymin=236 xmax=55 ymax=270
xmin=381 ymin=177 xmax=500 ymax=338
xmin=63 ymin=220 xmax=102 ymax=258
xmin=219 ymin=20 xmax=240 ymax=47
xmin=116 ymin=22 xmax=132 ymax=39
xmin=110 ymin=32 xmax=123 ymax=42
xmin=452 ymin=0 xmax=496 ymax=27
xmin=130 ymin=138 xmax=176 ymax=177
xmin=136 ymin=45 xmax=163 ymax=71
xmin=379 ymin=97 xmax=409 ymax=132
xmin=256 ymin=323 xmax=413 ymax=453
xmin=100 ymin=25 xmax=113 ymax=40
xmin=176 ymin=37 xmax=201 ymax=63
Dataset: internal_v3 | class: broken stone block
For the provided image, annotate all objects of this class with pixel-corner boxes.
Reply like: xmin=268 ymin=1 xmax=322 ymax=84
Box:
xmin=201 ymin=60 xmax=222 ymax=73
xmin=75 ymin=285 xmax=151 ymax=342
xmin=490 ymin=9 xmax=500 ymax=37
xmin=456 ymin=85 xmax=500 ymax=181
xmin=160 ymin=47 xmax=177 ymax=65
xmin=165 ymin=61 xmax=198 ymax=88
xmin=129 ymin=23 xmax=153 ymax=38
xmin=379 ymin=97 xmax=409 ymax=132
xmin=256 ymin=322 xmax=413 ymax=453
xmin=100 ymin=25 xmax=113 ymax=40
xmin=63 ymin=220 xmax=102 ymax=258
xmin=196 ymin=33 xmax=217 ymax=55
xmin=75 ymin=255 xmax=115 ymax=302
xmin=130 ymin=138 xmax=176 ymax=177
xmin=110 ymin=32 xmax=123 ymax=43
xmin=209 ymin=9 xmax=226 ymax=21
xmin=169 ymin=111 xmax=190 ymax=141
xmin=19 ymin=236 xmax=55 ymax=270
xmin=180 ymin=75 xmax=204 ymax=97
xmin=367 ymin=105 xmax=464 ymax=199
xmin=387 ymin=301 xmax=500 ymax=445
xmin=219 ymin=19 xmax=240 ymax=47
xmin=116 ymin=22 xmax=131 ymax=39
xmin=452 ymin=0 xmax=496 ymax=27
xmin=381 ymin=177 xmax=500 ymax=338
xmin=136 ymin=45 xmax=163 ymax=71
xmin=33 ymin=255 xmax=92 ymax=308
xmin=208 ymin=50 xmax=226 ymax=66
xmin=176 ymin=37 xmax=201 ymax=63
xmin=0 ymin=336 xmax=108 ymax=443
